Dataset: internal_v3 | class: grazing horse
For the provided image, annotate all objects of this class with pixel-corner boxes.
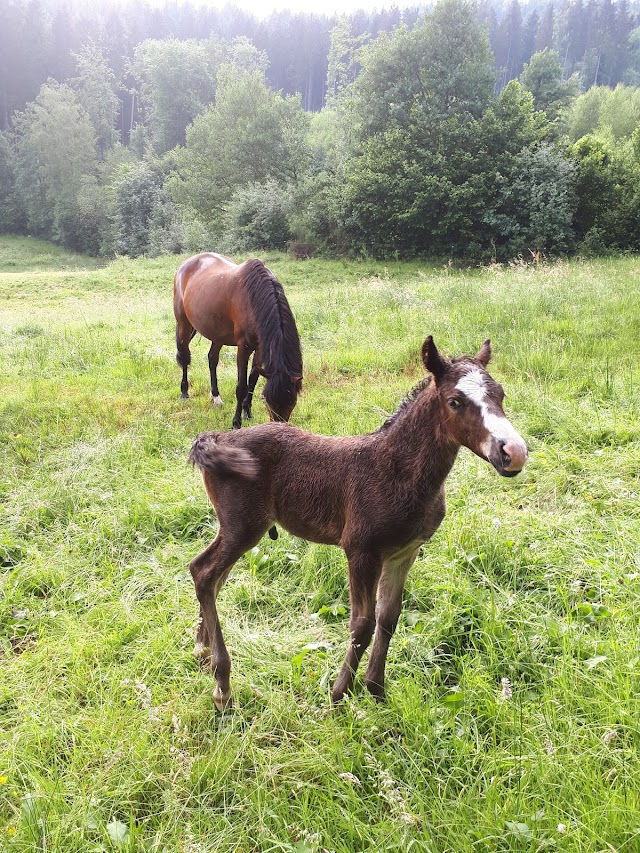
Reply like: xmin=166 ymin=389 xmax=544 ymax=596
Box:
xmin=174 ymin=253 xmax=303 ymax=429
xmin=188 ymin=337 xmax=528 ymax=710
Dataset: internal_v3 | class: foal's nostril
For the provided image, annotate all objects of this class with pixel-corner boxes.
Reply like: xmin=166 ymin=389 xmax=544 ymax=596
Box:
xmin=499 ymin=441 xmax=512 ymax=468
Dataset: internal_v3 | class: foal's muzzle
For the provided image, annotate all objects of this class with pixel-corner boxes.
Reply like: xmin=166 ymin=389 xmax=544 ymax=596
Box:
xmin=491 ymin=438 xmax=528 ymax=477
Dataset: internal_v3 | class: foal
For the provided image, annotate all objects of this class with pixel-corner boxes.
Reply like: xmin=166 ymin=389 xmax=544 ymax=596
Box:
xmin=188 ymin=337 xmax=528 ymax=709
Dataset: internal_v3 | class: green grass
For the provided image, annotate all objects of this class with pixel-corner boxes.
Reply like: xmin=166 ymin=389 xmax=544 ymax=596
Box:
xmin=1 ymin=236 xmax=639 ymax=852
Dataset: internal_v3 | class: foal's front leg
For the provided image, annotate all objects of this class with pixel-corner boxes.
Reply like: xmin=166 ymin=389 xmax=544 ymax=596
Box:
xmin=364 ymin=546 xmax=419 ymax=700
xmin=332 ymin=550 xmax=382 ymax=703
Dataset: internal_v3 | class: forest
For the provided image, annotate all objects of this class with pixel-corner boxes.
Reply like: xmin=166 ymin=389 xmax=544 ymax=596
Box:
xmin=1 ymin=0 xmax=640 ymax=262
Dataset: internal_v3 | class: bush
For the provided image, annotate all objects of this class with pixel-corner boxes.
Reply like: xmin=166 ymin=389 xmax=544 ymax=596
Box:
xmin=221 ymin=180 xmax=293 ymax=252
xmin=486 ymin=143 xmax=577 ymax=259
xmin=54 ymin=176 xmax=109 ymax=255
xmin=111 ymin=160 xmax=184 ymax=257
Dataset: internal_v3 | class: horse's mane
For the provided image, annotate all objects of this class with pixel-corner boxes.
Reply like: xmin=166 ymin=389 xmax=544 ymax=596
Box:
xmin=376 ymin=375 xmax=433 ymax=433
xmin=241 ymin=260 xmax=302 ymax=376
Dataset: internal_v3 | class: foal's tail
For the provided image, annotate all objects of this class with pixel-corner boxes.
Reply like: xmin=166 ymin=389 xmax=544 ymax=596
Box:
xmin=189 ymin=432 xmax=258 ymax=479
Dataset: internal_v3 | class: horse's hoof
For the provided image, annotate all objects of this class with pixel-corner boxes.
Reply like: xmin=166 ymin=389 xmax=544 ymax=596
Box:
xmin=213 ymin=686 xmax=232 ymax=712
xmin=232 ymin=422 xmax=241 ymax=430
xmin=211 ymin=394 xmax=223 ymax=406
xmin=331 ymin=689 xmax=348 ymax=705
xmin=181 ymin=392 xmax=189 ymax=400
xmin=242 ymin=412 xmax=253 ymax=421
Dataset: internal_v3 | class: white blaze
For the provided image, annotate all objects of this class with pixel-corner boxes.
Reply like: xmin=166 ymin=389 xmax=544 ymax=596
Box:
xmin=455 ymin=369 xmax=526 ymax=457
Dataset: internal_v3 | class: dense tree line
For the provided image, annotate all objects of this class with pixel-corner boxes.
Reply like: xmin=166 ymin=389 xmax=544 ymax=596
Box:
xmin=1 ymin=0 xmax=640 ymax=261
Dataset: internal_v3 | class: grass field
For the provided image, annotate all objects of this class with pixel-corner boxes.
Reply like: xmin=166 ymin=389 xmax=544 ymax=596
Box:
xmin=0 ymin=236 xmax=639 ymax=852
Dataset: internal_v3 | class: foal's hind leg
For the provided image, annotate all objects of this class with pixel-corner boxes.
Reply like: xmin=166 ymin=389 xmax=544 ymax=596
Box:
xmin=332 ymin=549 xmax=382 ymax=703
xmin=189 ymin=527 xmax=266 ymax=710
xmin=208 ymin=342 xmax=224 ymax=405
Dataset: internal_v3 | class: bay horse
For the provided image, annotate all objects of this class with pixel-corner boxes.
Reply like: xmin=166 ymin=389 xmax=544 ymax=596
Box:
xmin=174 ymin=253 xmax=303 ymax=430
xmin=188 ymin=337 xmax=528 ymax=710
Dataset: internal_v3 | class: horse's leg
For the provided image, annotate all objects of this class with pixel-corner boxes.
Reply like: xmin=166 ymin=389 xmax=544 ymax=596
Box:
xmin=364 ymin=546 xmax=419 ymax=701
xmin=189 ymin=527 xmax=265 ymax=711
xmin=176 ymin=321 xmax=194 ymax=399
xmin=332 ymin=549 xmax=382 ymax=703
xmin=232 ymin=343 xmax=251 ymax=430
xmin=242 ymin=355 xmax=260 ymax=420
xmin=208 ymin=342 xmax=223 ymax=405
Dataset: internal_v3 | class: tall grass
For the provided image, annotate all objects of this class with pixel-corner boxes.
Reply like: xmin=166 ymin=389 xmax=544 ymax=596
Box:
xmin=1 ymin=239 xmax=639 ymax=852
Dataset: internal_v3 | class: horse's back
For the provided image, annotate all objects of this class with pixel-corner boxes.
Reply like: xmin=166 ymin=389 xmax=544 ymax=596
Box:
xmin=174 ymin=253 xmax=238 ymax=300
xmin=174 ymin=253 xmax=247 ymax=343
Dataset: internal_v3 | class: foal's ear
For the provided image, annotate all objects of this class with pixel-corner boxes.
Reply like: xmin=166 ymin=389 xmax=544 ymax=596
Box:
xmin=475 ymin=339 xmax=492 ymax=367
xmin=422 ymin=336 xmax=447 ymax=382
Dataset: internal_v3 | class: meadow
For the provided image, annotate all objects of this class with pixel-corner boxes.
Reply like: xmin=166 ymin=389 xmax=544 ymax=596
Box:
xmin=0 ymin=236 xmax=639 ymax=852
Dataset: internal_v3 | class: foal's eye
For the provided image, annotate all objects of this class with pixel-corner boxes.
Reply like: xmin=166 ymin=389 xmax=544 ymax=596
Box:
xmin=448 ymin=397 xmax=462 ymax=410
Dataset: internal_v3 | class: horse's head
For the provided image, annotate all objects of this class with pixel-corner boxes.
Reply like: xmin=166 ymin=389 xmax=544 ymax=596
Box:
xmin=263 ymin=371 xmax=303 ymax=423
xmin=423 ymin=336 xmax=528 ymax=477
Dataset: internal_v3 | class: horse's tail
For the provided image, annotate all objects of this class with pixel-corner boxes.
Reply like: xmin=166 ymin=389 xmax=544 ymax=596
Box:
xmin=189 ymin=432 xmax=258 ymax=479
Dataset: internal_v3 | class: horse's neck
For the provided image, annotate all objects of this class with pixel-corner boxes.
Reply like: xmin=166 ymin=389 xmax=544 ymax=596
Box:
xmin=377 ymin=386 xmax=459 ymax=493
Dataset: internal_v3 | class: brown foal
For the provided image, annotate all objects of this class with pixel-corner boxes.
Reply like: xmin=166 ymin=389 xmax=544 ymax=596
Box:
xmin=188 ymin=336 xmax=528 ymax=709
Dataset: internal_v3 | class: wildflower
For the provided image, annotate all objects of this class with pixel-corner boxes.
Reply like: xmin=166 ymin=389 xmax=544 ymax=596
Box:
xmin=492 ymin=518 xmax=502 ymax=529
xmin=557 ymin=823 xmax=566 ymax=834
xmin=544 ymin=739 xmax=555 ymax=756
xmin=603 ymin=730 xmax=617 ymax=745
xmin=134 ymin=680 xmax=153 ymax=708
xmin=501 ymin=678 xmax=512 ymax=700
xmin=0 ymin=776 xmax=7 ymax=785
xmin=339 ymin=772 xmax=362 ymax=787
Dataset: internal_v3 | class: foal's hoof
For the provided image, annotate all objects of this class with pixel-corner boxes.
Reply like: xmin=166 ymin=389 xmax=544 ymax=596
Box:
xmin=365 ymin=681 xmax=386 ymax=702
xmin=211 ymin=394 xmax=223 ymax=406
xmin=213 ymin=685 xmax=232 ymax=712
xmin=181 ymin=392 xmax=189 ymax=400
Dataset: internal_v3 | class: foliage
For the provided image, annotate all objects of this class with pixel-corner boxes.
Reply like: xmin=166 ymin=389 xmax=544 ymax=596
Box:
xmin=567 ymin=83 xmax=640 ymax=141
xmin=170 ymin=64 xmax=310 ymax=232
xmin=1 ymin=0 xmax=640 ymax=262
xmin=325 ymin=19 xmax=369 ymax=107
xmin=130 ymin=36 xmax=223 ymax=154
xmin=111 ymin=160 xmax=184 ymax=257
xmin=487 ymin=143 xmax=577 ymax=258
xmin=348 ymin=0 xmax=495 ymax=142
xmin=338 ymin=69 xmax=554 ymax=260
xmin=71 ymin=40 xmax=120 ymax=160
xmin=569 ymin=132 xmax=640 ymax=251
xmin=519 ymin=49 xmax=579 ymax=130
xmin=221 ymin=180 xmax=293 ymax=252
xmin=0 ymin=131 xmax=26 ymax=234
xmin=12 ymin=80 xmax=101 ymax=253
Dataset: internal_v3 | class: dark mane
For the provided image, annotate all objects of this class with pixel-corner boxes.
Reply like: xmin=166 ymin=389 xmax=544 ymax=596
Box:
xmin=376 ymin=375 xmax=433 ymax=433
xmin=242 ymin=259 xmax=302 ymax=376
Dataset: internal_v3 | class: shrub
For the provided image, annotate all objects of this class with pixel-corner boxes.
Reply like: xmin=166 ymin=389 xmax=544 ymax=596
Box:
xmin=221 ymin=180 xmax=293 ymax=252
